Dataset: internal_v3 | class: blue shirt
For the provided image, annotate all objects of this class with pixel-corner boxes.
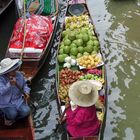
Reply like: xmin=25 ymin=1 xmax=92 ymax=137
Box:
xmin=0 ymin=71 xmax=30 ymax=109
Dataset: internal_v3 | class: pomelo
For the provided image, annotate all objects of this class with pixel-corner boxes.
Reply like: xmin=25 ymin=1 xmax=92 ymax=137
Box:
xmin=93 ymin=40 xmax=99 ymax=46
xmin=78 ymin=46 xmax=84 ymax=54
xmin=75 ymin=39 xmax=83 ymax=46
xmin=87 ymin=40 xmax=94 ymax=46
xmin=63 ymin=46 xmax=70 ymax=54
xmin=59 ymin=48 xmax=64 ymax=54
xmin=68 ymin=32 xmax=76 ymax=41
xmin=70 ymin=47 xmax=78 ymax=56
xmin=82 ymin=33 xmax=89 ymax=42
xmin=64 ymin=39 xmax=71 ymax=46
xmin=70 ymin=43 xmax=77 ymax=48
xmin=58 ymin=54 xmax=65 ymax=63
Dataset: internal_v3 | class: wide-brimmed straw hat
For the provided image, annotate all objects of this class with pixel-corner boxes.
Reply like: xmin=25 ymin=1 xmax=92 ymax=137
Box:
xmin=0 ymin=58 xmax=22 ymax=75
xmin=69 ymin=80 xmax=98 ymax=107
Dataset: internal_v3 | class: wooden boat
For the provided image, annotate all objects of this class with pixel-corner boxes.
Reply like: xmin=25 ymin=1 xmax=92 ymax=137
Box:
xmin=56 ymin=0 xmax=107 ymax=140
xmin=6 ymin=0 xmax=58 ymax=82
xmin=0 ymin=1 xmax=58 ymax=140
xmin=0 ymin=0 xmax=13 ymax=15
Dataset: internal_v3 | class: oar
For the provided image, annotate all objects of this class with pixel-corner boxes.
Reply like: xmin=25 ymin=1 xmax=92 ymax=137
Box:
xmin=54 ymin=107 xmax=67 ymax=133
xmin=20 ymin=0 xmax=27 ymax=61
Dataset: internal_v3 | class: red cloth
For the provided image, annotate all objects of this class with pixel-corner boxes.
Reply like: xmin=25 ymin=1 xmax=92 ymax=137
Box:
xmin=66 ymin=105 xmax=100 ymax=137
xmin=9 ymin=15 xmax=53 ymax=49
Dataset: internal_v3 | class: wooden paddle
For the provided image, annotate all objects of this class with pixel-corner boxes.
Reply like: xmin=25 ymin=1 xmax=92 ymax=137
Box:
xmin=20 ymin=0 xmax=27 ymax=61
xmin=54 ymin=99 xmax=70 ymax=132
xmin=54 ymin=107 xmax=67 ymax=133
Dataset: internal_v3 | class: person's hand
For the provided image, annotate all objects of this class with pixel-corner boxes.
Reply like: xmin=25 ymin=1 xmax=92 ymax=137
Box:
xmin=65 ymin=101 xmax=70 ymax=109
xmin=24 ymin=93 xmax=30 ymax=101
xmin=9 ymin=77 xmax=16 ymax=86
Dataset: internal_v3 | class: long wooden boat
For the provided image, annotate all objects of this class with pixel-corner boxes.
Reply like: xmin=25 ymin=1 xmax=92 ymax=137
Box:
xmin=6 ymin=0 xmax=58 ymax=82
xmin=0 ymin=1 xmax=58 ymax=140
xmin=0 ymin=0 xmax=13 ymax=15
xmin=56 ymin=0 xmax=107 ymax=140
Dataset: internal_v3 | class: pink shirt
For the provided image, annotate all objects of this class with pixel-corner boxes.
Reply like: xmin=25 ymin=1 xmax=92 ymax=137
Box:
xmin=66 ymin=105 xmax=100 ymax=137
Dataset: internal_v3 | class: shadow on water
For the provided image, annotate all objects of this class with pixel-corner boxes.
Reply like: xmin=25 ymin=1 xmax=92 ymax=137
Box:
xmin=30 ymin=0 xmax=68 ymax=139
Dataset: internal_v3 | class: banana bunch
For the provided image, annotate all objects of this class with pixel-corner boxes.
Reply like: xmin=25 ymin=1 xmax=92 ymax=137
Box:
xmin=65 ymin=15 xmax=89 ymax=30
xmin=58 ymin=84 xmax=70 ymax=102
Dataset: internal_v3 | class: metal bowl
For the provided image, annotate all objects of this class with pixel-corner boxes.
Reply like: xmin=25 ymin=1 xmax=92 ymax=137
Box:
xmin=68 ymin=4 xmax=85 ymax=16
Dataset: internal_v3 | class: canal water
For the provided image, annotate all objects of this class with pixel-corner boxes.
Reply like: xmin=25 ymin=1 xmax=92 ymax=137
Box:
xmin=0 ymin=0 xmax=140 ymax=140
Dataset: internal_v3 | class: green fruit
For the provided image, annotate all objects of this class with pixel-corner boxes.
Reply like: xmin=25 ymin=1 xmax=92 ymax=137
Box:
xmin=64 ymin=39 xmax=71 ymax=46
xmin=75 ymin=39 xmax=83 ymax=46
xmin=63 ymin=54 xmax=68 ymax=58
xmin=91 ymin=51 xmax=97 ymax=54
xmin=94 ymin=46 xmax=98 ymax=52
xmin=70 ymin=47 xmax=78 ymax=56
xmin=87 ymin=40 xmax=94 ymax=46
xmin=58 ymin=54 xmax=65 ymax=63
xmin=59 ymin=48 xmax=64 ymax=54
xmin=88 ymin=31 xmax=93 ymax=36
xmin=78 ymin=46 xmax=84 ymax=54
xmin=60 ymin=44 xmax=65 ymax=49
xmin=68 ymin=32 xmax=76 ymax=41
xmin=73 ymin=40 xmax=77 ymax=44
xmin=79 ymin=76 xmax=85 ymax=80
xmin=60 ymin=42 xmax=64 ymax=46
xmin=81 ymin=28 xmax=88 ymax=33
xmin=70 ymin=43 xmax=77 ymax=48
xmin=82 ymin=33 xmax=89 ymax=42
xmin=76 ymin=33 xmax=83 ymax=39
xmin=92 ymin=36 xmax=97 ymax=40
xmin=77 ymin=53 xmax=83 ymax=58
xmin=85 ymin=45 xmax=93 ymax=53
xmin=86 ymin=74 xmax=93 ymax=79
xmin=63 ymin=46 xmax=70 ymax=54
xmin=62 ymin=31 xmax=67 ymax=38
xmin=93 ymin=40 xmax=99 ymax=46
xmin=70 ymin=55 xmax=76 ymax=59
xmin=83 ymin=52 xmax=90 ymax=56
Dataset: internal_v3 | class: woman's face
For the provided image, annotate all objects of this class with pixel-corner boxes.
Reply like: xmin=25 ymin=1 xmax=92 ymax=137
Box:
xmin=7 ymin=68 xmax=18 ymax=77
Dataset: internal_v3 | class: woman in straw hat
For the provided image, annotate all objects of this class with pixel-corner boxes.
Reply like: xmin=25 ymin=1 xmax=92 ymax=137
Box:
xmin=0 ymin=58 xmax=30 ymax=126
xmin=65 ymin=80 xmax=100 ymax=137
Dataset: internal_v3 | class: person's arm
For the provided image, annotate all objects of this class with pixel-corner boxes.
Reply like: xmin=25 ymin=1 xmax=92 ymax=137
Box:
xmin=0 ymin=77 xmax=10 ymax=95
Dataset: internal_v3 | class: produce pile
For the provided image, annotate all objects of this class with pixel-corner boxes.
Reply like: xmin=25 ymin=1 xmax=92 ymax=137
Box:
xmin=57 ymin=14 xmax=100 ymax=69
xmin=57 ymin=14 xmax=105 ymax=110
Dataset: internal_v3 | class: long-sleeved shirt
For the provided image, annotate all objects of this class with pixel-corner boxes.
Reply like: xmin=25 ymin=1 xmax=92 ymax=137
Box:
xmin=0 ymin=71 xmax=30 ymax=109
xmin=66 ymin=105 xmax=100 ymax=137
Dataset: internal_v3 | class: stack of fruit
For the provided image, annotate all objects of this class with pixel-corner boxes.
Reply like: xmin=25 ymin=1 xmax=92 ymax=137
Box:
xmin=79 ymin=73 xmax=104 ymax=84
xmin=57 ymin=15 xmax=100 ymax=64
xmin=59 ymin=68 xmax=84 ymax=85
xmin=58 ymin=84 xmax=70 ymax=102
xmin=77 ymin=54 xmax=103 ymax=69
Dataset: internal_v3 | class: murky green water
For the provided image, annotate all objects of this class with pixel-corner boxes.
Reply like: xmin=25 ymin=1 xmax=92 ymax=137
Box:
xmin=0 ymin=0 xmax=140 ymax=140
xmin=88 ymin=0 xmax=140 ymax=139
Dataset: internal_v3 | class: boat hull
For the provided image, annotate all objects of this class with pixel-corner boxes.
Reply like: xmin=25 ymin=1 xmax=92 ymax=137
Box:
xmin=0 ymin=0 xmax=13 ymax=15
xmin=56 ymin=0 xmax=108 ymax=140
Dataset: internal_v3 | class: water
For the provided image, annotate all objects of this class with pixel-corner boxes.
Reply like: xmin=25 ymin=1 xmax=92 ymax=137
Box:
xmin=0 ymin=0 xmax=140 ymax=140
xmin=87 ymin=0 xmax=140 ymax=140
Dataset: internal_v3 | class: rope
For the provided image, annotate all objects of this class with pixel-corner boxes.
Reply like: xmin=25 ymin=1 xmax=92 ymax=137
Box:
xmin=20 ymin=0 xmax=27 ymax=61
